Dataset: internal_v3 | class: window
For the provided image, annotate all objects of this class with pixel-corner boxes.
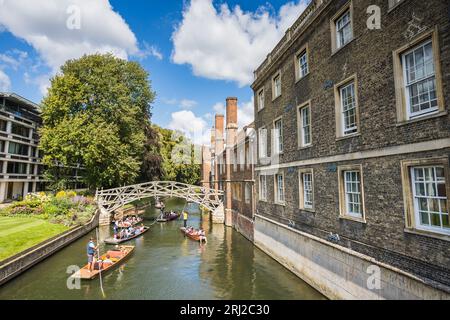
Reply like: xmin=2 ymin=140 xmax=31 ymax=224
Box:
xmin=259 ymin=175 xmax=267 ymax=201
xmin=258 ymin=127 xmax=267 ymax=159
xmin=298 ymin=102 xmax=312 ymax=147
xmin=273 ymin=118 xmax=283 ymax=154
xmin=340 ymin=82 xmax=357 ymax=135
xmin=0 ymin=120 xmax=7 ymax=132
xmin=388 ymin=0 xmax=404 ymax=10
xmin=11 ymin=123 xmax=30 ymax=137
xmin=334 ymin=75 xmax=359 ymax=138
xmin=7 ymin=162 xmax=27 ymax=174
xmin=258 ymin=89 xmax=265 ymax=111
xmin=8 ymin=142 xmax=29 ymax=156
xmin=336 ymin=10 xmax=352 ymax=49
xmin=331 ymin=3 xmax=353 ymax=52
xmin=272 ymin=73 xmax=281 ymax=99
xmin=299 ymin=170 xmax=314 ymax=210
xmin=393 ymin=28 xmax=444 ymax=123
xmin=338 ymin=165 xmax=365 ymax=222
xmin=408 ymin=165 xmax=449 ymax=235
xmin=245 ymin=183 xmax=251 ymax=204
xmin=344 ymin=171 xmax=362 ymax=217
xmin=402 ymin=41 xmax=438 ymax=119
xmin=298 ymin=50 xmax=308 ymax=79
xmin=274 ymin=173 xmax=285 ymax=204
xmin=233 ymin=149 xmax=237 ymax=172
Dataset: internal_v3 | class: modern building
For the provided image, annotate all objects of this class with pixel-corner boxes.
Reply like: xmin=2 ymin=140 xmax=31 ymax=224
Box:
xmin=249 ymin=0 xmax=449 ymax=299
xmin=0 ymin=92 xmax=85 ymax=202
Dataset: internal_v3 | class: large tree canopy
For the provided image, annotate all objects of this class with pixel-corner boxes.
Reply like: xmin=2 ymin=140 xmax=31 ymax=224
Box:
xmin=40 ymin=53 xmax=155 ymax=189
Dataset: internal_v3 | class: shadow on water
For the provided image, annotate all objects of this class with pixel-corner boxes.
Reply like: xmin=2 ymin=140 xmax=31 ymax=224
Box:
xmin=0 ymin=198 xmax=325 ymax=300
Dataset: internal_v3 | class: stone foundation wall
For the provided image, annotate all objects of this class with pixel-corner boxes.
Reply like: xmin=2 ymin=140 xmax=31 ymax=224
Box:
xmin=254 ymin=215 xmax=450 ymax=300
xmin=231 ymin=210 xmax=254 ymax=242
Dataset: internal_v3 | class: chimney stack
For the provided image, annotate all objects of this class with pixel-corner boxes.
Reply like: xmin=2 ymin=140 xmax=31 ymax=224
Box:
xmin=215 ymin=114 xmax=224 ymax=140
xmin=226 ymin=97 xmax=238 ymax=129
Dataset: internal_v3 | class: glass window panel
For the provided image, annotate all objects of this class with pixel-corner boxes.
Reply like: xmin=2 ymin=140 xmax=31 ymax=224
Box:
xmin=431 ymin=213 xmax=441 ymax=227
xmin=420 ymin=211 xmax=430 ymax=225
xmin=442 ymin=215 xmax=449 ymax=228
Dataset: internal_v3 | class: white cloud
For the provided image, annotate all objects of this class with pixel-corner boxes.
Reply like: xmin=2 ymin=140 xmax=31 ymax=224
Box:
xmin=24 ymin=72 xmax=51 ymax=96
xmin=172 ymin=0 xmax=309 ymax=86
xmin=180 ymin=99 xmax=197 ymax=109
xmin=168 ymin=110 xmax=210 ymax=145
xmin=213 ymin=102 xmax=225 ymax=114
xmin=0 ymin=69 xmax=11 ymax=91
xmin=238 ymin=97 xmax=254 ymax=128
xmin=0 ymin=0 xmax=138 ymax=73
xmin=136 ymin=42 xmax=163 ymax=60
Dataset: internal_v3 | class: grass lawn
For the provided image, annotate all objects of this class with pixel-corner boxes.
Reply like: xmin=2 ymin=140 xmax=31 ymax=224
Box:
xmin=0 ymin=217 xmax=69 ymax=261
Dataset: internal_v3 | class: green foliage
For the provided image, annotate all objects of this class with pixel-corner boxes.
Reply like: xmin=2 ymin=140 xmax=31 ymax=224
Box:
xmin=153 ymin=125 xmax=200 ymax=185
xmin=0 ymin=193 xmax=95 ymax=227
xmin=39 ymin=53 xmax=156 ymax=189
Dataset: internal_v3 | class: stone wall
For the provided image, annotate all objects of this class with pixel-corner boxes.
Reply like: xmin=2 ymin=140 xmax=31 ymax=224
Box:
xmin=232 ymin=210 xmax=254 ymax=242
xmin=254 ymin=215 xmax=450 ymax=299
xmin=0 ymin=211 xmax=99 ymax=286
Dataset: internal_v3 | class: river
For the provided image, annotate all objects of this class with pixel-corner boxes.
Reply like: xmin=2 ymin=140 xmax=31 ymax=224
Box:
xmin=0 ymin=198 xmax=325 ymax=300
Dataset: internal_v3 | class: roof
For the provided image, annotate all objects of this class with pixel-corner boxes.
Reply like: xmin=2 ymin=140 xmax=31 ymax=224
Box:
xmin=0 ymin=92 xmax=41 ymax=113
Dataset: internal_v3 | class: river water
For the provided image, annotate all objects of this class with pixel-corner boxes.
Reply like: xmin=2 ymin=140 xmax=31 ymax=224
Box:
xmin=0 ymin=198 xmax=325 ymax=300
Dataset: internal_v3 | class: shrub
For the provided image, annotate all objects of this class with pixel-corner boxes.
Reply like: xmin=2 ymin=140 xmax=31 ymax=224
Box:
xmin=55 ymin=191 xmax=67 ymax=199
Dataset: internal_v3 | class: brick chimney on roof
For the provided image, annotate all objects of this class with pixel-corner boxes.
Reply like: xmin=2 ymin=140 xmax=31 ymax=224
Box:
xmin=215 ymin=114 xmax=224 ymax=140
xmin=226 ymin=97 xmax=238 ymax=129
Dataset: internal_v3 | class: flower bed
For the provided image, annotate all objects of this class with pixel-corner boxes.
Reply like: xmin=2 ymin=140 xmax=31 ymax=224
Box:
xmin=0 ymin=191 xmax=96 ymax=227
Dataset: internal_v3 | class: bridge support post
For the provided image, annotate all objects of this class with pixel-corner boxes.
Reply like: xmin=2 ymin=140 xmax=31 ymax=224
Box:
xmin=211 ymin=203 xmax=224 ymax=224
xmin=99 ymin=206 xmax=111 ymax=226
xmin=224 ymin=208 xmax=233 ymax=227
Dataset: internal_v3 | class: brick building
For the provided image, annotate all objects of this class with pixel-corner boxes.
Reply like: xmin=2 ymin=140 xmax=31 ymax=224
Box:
xmin=251 ymin=0 xmax=449 ymax=299
xmin=201 ymin=98 xmax=256 ymax=241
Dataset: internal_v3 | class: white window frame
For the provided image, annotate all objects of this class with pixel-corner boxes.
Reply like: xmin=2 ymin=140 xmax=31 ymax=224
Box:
xmin=340 ymin=82 xmax=358 ymax=136
xmin=259 ymin=174 xmax=267 ymax=202
xmin=258 ymin=89 xmax=265 ymax=111
xmin=272 ymin=72 xmax=282 ymax=100
xmin=344 ymin=170 xmax=363 ymax=218
xmin=273 ymin=117 xmax=283 ymax=155
xmin=258 ymin=127 xmax=267 ymax=159
xmin=338 ymin=165 xmax=366 ymax=222
xmin=402 ymin=40 xmax=438 ymax=120
xmin=274 ymin=173 xmax=285 ymax=205
xmin=411 ymin=166 xmax=449 ymax=235
xmin=299 ymin=169 xmax=314 ymax=211
xmin=336 ymin=10 xmax=352 ymax=49
xmin=298 ymin=101 xmax=312 ymax=148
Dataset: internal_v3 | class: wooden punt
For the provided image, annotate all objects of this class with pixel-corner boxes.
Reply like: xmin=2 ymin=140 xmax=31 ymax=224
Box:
xmin=157 ymin=212 xmax=180 ymax=223
xmin=103 ymin=226 xmax=150 ymax=245
xmin=71 ymin=245 xmax=134 ymax=280
xmin=180 ymin=227 xmax=206 ymax=243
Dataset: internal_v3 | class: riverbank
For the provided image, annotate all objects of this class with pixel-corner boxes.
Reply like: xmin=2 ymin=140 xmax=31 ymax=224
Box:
xmin=0 ymin=217 xmax=69 ymax=261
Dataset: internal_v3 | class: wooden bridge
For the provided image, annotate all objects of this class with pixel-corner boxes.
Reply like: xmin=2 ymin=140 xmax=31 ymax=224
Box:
xmin=95 ymin=181 xmax=224 ymax=225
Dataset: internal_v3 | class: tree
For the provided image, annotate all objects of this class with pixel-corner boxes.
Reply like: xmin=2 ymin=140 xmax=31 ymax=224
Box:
xmin=39 ymin=53 xmax=155 ymax=189
xmin=153 ymin=125 xmax=201 ymax=185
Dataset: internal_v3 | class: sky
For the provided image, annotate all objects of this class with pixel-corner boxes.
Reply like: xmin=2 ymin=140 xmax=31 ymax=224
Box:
xmin=0 ymin=0 xmax=309 ymax=145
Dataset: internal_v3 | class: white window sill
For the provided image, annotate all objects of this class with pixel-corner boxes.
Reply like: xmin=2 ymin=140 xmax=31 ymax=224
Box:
xmin=298 ymin=144 xmax=313 ymax=150
xmin=396 ymin=110 xmax=448 ymax=127
xmin=332 ymin=37 xmax=355 ymax=56
xmin=404 ymin=228 xmax=450 ymax=242
xmin=272 ymin=94 xmax=282 ymax=103
xmin=336 ymin=132 xmax=361 ymax=141
xmin=295 ymin=72 xmax=310 ymax=84
xmin=339 ymin=215 xmax=366 ymax=224
xmin=274 ymin=201 xmax=286 ymax=207
xmin=299 ymin=207 xmax=315 ymax=214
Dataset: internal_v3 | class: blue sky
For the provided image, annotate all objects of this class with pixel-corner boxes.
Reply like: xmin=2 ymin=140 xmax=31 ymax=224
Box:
xmin=0 ymin=0 xmax=309 ymax=144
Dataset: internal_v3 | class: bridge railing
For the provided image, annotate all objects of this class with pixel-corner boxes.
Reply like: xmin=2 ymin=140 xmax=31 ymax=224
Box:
xmin=95 ymin=181 xmax=224 ymax=214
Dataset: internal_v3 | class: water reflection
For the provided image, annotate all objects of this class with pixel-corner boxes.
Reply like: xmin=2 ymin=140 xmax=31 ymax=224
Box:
xmin=0 ymin=198 xmax=325 ymax=300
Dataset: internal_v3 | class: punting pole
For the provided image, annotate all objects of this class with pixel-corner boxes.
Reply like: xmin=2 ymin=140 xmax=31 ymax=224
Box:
xmin=96 ymin=227 xmax=106 ymax=298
